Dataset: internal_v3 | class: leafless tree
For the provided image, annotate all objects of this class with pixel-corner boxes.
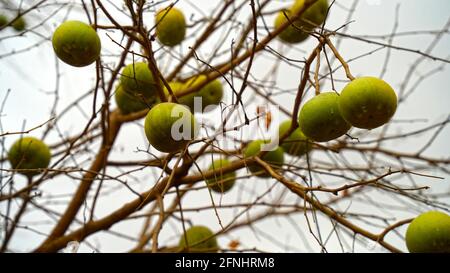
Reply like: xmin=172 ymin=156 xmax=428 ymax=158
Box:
xmin=0 ymin=0 xmax=449 ymax=253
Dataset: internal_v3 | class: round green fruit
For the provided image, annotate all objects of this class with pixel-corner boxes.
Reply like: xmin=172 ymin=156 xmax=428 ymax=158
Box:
xmin=338 ymin=77 xmax=397 ymax=129
xmin=244 ymin=139 xmax=284 ymax=178
xmin=12 ymin=16 xmax=26 ymax=31
xmin=184 ymin=75 xmax=223 ymax=112
xmin=278 ymin=120 xmax=311 ymax=157
xmin=8 ymin=137 xmax=51 ymax=177
xmin=115 ymin=84 xmax=155 ymax=114
xmin=155 ymin=6 xmax=186 ymax=47
xmin=291 ymin=0 xmax=329 ymax=31
xmin=144 ymin=102 xmax=199 ymax=153
xmin=299 ymin=92 xmax=351 ymax=142
xmin=405 ymin=211 xmax=450 ymax=253
xmin=274 ymin=10 xmax=308 ymax=44
xmin=274 ymin=0 xmax=328 ymax=44
xmin=120 ymin=62 xmax=159 ymax=99
xmin=52 ymin=20 xmax=101 ymax=67
xmin=206 ymin=159 xmax=236 ymax=194
xmin=0 ymin=15 xmax=8 ymax=28
xmin=178 ymin=225 xmax=218 ymax=252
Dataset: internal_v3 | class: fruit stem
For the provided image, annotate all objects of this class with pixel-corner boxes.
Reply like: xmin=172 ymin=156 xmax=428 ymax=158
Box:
xmin=325 ymin=37 xmax=355 ymax=81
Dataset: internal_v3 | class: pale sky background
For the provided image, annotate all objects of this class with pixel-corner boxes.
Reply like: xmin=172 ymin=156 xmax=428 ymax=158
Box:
xmin=0 ymin=0 xmax=449 ymax=253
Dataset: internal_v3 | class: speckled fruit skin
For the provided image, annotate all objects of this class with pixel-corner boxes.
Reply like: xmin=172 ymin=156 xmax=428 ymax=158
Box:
xmin=244 ymin=140 xmax=284 ymax=178
xmin=274 ymin=0 xmax=328 ymax=44
xmin=405 ymin=211 xmax=450 ymax=253
xmin=179 ymin=225 xmax=218 ymax=252
xmin=120 ymin=62 xmax=159 ymax=100
xmin=115 ymin=84 xmax=155 ymax=114
xmin=299 ymin=92 xmax=351 ymax=142
xmin=12 ymin=16 xmax=26 ymax=31
xmin=52 ymin=20 xmax=101 ymax=67
xmin=206 ymin=159 xmax=236 ymax=193
xmin=155 ymin=7 xmax=186 ymax=47
xmin=0 ymin=15 xmax=8 ymax=28
xmin=278 ymin=120 xmax=311 ymax=157
xmin=338 ymin=77 xmax=397 ymax=129
xmin=8 ymin=137 xmax=51 ymax=177
xmin=183 ymin=75 xmax=223 ymax=112
xmin=144 ymin=102 xmax=198 ymax=153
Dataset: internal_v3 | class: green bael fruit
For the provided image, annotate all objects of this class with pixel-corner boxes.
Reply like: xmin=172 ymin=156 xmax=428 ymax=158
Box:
xmin=8 ymin=137 xmax=51 ymax=177
xmin=206 ymin=158 xmax=236 ymax=194
xmin=183 ymin=75 xmax=224 ymax=112
xmin=115 ymin=84 xmax=155 ymax=114
xmin=299 ymin=92 xmax=351 ymax=142
xmin=244 ymin=139 xmax=284 ymax=178
xmin=120 ymin=62 xmax=159 ymax=99
xmin=144 ymin=102 xmax=199 ymax=153
xmin=274 ymin=10 xmax=309 ymax=44
xmin=274 ymin=0 xmax=328 ymax=44
xmin=291 ymin=0 xmax=328 ymax=31
xmin=178 ymin=225 xmax=219 ymax=253
xmin=278 ymin=120 xmax=311 ymax=157
xmin=12 ymin=16 xmax=26 ymax=31
xmin=52 ymin=20 xmax=101 ymax=67
xmin=0 ymin=15 xmax=8 ymax=28
xmin=405 ymin=211 xmax=450 ymax=253
xmin=155 ymin=6 xmax=186 ymax=47
xmin=338 ymin=77 xmax=397 ymax=129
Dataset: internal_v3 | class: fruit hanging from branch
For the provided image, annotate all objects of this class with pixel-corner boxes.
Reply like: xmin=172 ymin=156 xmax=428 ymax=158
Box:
xmin=120 ymin=62 xmax=159 ymax=103
xmin=244 ymin=139 xmax=285 ymax=178
xmin=299 ymin=92 xmax=351 ymax=142
xmin=405 ymin=211 xmax=450 ymax=253
xmin=155 ymin=6 xmax=186 ymax=47
xmin=183 ymin=75 xmax=224 ymax=112
xmin=8 ymin=137 xmax=51 ymax=177
xmin=52 ymin=20 xmax=101 ymax=67
xmin=338 ymin=76 xmax=398 ymax=129
xmin=206 ymin=158 xmax=236 ymax=194
xmin=274 ymin=0 xmax=329 ymax=44
xmin=12 ymin=15 xmax=26 ymax=31
xmin=278 ymin=119 xmax=311 ymax=157
xmin=0 ymin=14 xmax=8 ymax=28
xmin=178 ymin=225 xmax=219 ymax=253
xmin=144 ymin=102 xmax=199 ymax=153
xmin=115 ymin=84 xmax=155 ymax=115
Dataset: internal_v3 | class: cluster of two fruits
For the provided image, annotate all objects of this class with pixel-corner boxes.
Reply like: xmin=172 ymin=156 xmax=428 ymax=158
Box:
xmin=0 ymin=14 xmax=26 ymax=32
xmin=130 ymin=72 xmax=224 ymax=150
xmin=299 ymin=76 xmax=398 ymax=144
xmin=51 ymin=5 xmax=187 ymax=67
xmin=180 ymin=211 xmax=450 ymax=253
xmin=6 ymin=22 xmax=101 ymax=177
